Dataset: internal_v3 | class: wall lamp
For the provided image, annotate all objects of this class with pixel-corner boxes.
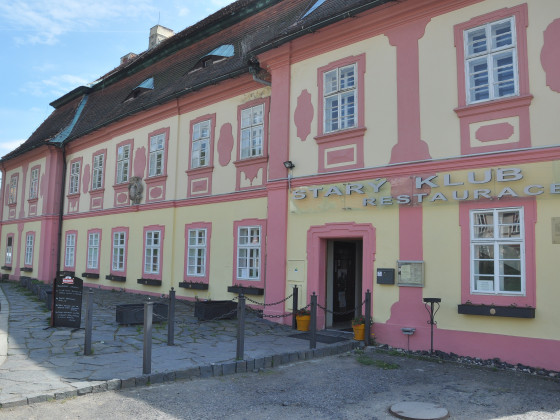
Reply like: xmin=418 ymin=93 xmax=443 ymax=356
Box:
xmin=283 ymin=161 xmax=295 ymax=190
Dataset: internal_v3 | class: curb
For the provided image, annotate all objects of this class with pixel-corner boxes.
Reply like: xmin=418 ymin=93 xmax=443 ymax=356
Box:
xmin=0 ymin=340 xmax=360 ymax=408
xmin=0 ymin=286 xmax=9 ymax=367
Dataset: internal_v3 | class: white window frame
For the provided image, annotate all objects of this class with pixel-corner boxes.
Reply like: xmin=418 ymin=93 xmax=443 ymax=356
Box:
xmin=87 ymin=232 xmax=100 ymax=270
xmin=191 ymin=120 xmax=211 ymax=168
xmin=470 ymin=207 xmax=525 ymax=295
xmin=149 ymin=133 xmax=165 ymax=177
xmin=236 ymin=226 xmax=261 ymax=280
xmin=64 ymin=233 xmax=76 ymax=268
xmin=29 ymin=168 xmax=39 ymax=199
xmin=464 ymin=17 xmax=518 ymax=104
xmin=240 ymin=104 xmax=264 ymax=159
xmin=187 ymin=228 xmax=207 ymax=276
xmin=8 ymin=175 xmax=17 ymax=204
xmin=112 ymin=231 xmax=126 ymax=272
xmin=69 ymin=161 xmax=80 ymax=194
xmin=5 ymin=237 xmax=13 ymax=265
xmin=24 ymin=234 xmax=34 ymax=266
xmin=144 ymin=231 xmax=161 ymax=275
xmin=116 ymin=144 xmax=130 ymax=184
xmin=92 ymin=154 xmax=104 ymax=190
xmin=323 ymin=63 xmax=357 ymax=133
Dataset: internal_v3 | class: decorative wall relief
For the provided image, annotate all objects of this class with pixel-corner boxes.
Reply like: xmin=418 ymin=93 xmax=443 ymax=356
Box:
xmin=134 ymin=146 xmax=147 ymax=178
xmin=82 ymin=164 xmax=90 ymax=194
xmin=541 ymin=18 xmax=560 ymax=93
xmin=217 ymin=123 xmax=234 ymax=167
xmin=128 ymin=176 xmax=143 ymax=205
xmin=294 ymin=89 xmax=313 ymax=141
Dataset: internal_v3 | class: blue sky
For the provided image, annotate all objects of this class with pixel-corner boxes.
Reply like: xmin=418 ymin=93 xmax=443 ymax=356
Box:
xmin=0 ymin=0 xmax=234 ymax=158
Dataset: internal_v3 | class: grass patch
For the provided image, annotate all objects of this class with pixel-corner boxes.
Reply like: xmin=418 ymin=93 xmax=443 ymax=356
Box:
xmin=356 ymin=354 xmax=400 ymax=369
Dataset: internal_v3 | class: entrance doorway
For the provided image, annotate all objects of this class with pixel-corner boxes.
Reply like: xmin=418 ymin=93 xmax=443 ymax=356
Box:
xmin=326 ymin=240 xmax=362 ymax=329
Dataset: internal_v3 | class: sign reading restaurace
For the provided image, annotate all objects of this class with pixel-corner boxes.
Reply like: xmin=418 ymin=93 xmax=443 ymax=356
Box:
xmin=292 ymin=168 xmax=560 ymax=206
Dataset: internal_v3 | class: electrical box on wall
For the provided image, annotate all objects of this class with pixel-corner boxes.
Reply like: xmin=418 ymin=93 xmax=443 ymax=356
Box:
xmin=376 ymin=268 xmax=395 ymax=284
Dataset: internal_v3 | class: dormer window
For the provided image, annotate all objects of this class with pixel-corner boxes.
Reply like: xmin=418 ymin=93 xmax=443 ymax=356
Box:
xmin=189 ymin=45 xmax=234 ymax=73
xmin=124 ymin=77 xmax=154 ymax=102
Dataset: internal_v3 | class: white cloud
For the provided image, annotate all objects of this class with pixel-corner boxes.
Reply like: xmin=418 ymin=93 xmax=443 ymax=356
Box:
xmin=23 ymin=74 xmax=92 ymax=98
xmin=178 ymin=7 xmax=190 ymax=17
xmin=0 ymin=0 xmax=158 ymax=45
xmin=0 ymin=139 xmax=25 ymax=157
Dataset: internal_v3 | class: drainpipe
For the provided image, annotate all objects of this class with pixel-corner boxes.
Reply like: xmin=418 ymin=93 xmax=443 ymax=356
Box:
xmin=55 ymin=146 xmax=67 ymax=277
xmin=248 ymin=61 xmax=271 ymax=86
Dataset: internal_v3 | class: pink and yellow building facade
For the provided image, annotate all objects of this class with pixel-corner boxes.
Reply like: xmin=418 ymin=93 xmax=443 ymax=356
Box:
xmin=1 ymin=0 xmax=560 ymax=370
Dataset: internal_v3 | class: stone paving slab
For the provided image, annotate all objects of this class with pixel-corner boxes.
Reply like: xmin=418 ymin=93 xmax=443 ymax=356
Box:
xmin=0 ymin=282 xmax=356 ymax=407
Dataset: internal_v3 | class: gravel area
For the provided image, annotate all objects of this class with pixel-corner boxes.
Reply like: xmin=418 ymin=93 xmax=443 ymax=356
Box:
xmin=1 ymin=348 xmax=558 ymax=419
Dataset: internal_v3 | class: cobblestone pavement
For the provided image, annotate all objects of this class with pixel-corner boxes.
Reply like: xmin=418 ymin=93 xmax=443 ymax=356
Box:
xmin=0 ymin=281 xmax=355 ymax=408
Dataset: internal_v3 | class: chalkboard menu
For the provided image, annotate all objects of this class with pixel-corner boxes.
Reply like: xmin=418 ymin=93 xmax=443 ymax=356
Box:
xmin=52 ymin=276 xmax=83 ymax=328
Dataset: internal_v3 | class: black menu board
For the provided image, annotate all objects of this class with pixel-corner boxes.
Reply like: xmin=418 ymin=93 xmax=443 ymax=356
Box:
xmin=52 ymin=276 xmax=83 ymax=328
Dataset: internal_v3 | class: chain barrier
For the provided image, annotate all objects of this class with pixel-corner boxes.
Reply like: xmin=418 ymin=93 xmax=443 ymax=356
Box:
xmin=316 ymin=299 xmax=365 ymax=316
xmin=234 ymin=293 xmax=293 ymax=307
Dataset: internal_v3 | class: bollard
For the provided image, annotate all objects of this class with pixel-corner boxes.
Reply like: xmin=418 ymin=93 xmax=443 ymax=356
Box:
xmin=236 ymin=293 xmax=245 ymax=360
xmin=364 ymin=290 xmax=371 ymax=347
xmin=292 ymin=285 xmax=298 ymax=330
xmin=143 ymin=300 xmax=154 ymax=375
xmin=423 ymin=298 xmax=441 ymax=354
xmin=168 ymin=288 xmax=175 ymax=346
xmin=310 ymin=292 xmax=317 ymax=349
xmin=84 ymin=288 xmax=93 ymax=356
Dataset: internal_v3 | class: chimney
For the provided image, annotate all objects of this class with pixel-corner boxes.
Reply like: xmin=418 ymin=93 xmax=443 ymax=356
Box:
xmin=120 ymin=53 xmax=138 ymax=66
xmin=149 ymin=25 xmax=174 ymax=50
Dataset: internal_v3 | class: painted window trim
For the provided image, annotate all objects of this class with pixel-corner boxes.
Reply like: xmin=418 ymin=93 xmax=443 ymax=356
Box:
xmin=24 ymin=232 xmax=35 ymax=268
xmin=110 ymin=227 xmax=129 ymax=276
xmin=86 ymin=229 xmax=102 ymax=274
xmin=68 ymin=157 xmax=83 ymax=196
xmin=64 ymin=230 xmax=78 ymax=270
xmin=232 ymin=218 xmax=267 ymax=289
xmin=142 ymin=225 xmax=165 ymax=281
xmin=147 ymin=127 xmax=170 ymax=178
xmin=5 ymin=234 xmax=14 ymax=267
xmin=8 ymin=174 xmax=19 ymax=206
xmin=188 ymin=114 xmax=216 ymax=171
xmin=459 ymin=197 xmax=536 ymax=308
xmin=91 ymin=149 xmax=107 ymax=191
xmin=454 ymin=4 xmax=530 ymax=110
xmin=114 ymin=139 xmax=134 ymax=186
xmin=234 ymin=97 xmax=270 ymax=163
xmin=316 ymin=54 xmax=366 ymax=138
xmin=184 ymin=222 xmax=212 ymax=283
xmin=28 ymin=166 xmax=40 ymax=201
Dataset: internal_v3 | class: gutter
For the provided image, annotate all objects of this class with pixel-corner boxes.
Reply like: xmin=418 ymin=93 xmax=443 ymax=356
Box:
xmin=250 ymin=0 xmax=396 ymax=57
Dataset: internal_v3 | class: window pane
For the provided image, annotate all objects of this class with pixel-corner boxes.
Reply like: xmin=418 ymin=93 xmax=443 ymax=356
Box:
xmin=491 ymin=20 xmax=513 ymax=49
xmin=339 ymin=65 xmax=355 ymax=90
xmin=467 ymin=27 xmax=487 ymax=55
xmin=324 ymin=70 xmax=338 ymax=95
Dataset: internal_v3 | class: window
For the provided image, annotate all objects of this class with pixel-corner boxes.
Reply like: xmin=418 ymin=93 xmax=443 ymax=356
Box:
xmin=237 ymin=226 xmax=261 ymax=280
xmin=24 ymin=233 xmax=34 ymax=266
xmin=191 ymin=120 xmax=211 ymax=168
xmin=323 ymin=64 xmax=356 ymax=133
xmin=116 ymin=144 xmax=130 ymax=184
xmin=464 ymin=17 xmax=517 ymax=104
xmin=92 ymin=153 xmax=104 ymax=190
xmin=5 ymin=236 xmax=13 ymax=265
xmin=69 ymin=161 xmax=80 ymax=194
xmin=64 ymin=232 xmax=76 ymax=268
xmin=8 ymin=175 xmax=18 ymax=204
xmin=112 ymin=231 xmax=127 ymax=272
xmin=29 ymin=168 xmax=39 ymax=199
xmin=87 ymin=232 xmax=100 ymax=270
xmin=240 ymin=104 xmax=264 ymax=159
xmin=144 ymin=230 xmax=161 ymax=275
xmin=149 ymin=133 xmax=165 ymax=177
xmin=187 ymin=228 xmax=207 ymax=276
xmin=470 ymin=208 xmax=524 ymax=295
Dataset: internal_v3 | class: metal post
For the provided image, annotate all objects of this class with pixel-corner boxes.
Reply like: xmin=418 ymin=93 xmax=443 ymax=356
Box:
xmin=167 ymin=288 xmax=175 ymax=346
xmin=84 ymin=288 xmax=93 ymax=356
xmin=292 ymin=285 xmax=298 ymax=329
xmin=364 ymin=290 xmax=371 ymax=347
xmin=143 ymin=300 xmax=154 ymax=375
xmin=236 ymin=293 xmax=246 ymax=360
xmin=310 ymin=292 xmax=317 ymax=349
xmin=423 ymin=298 xmax=441 ymax=355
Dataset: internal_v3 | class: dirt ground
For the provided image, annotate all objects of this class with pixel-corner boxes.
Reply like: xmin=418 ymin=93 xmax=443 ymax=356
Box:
xmin=1 ymin=349 xmax=559 ymax=420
